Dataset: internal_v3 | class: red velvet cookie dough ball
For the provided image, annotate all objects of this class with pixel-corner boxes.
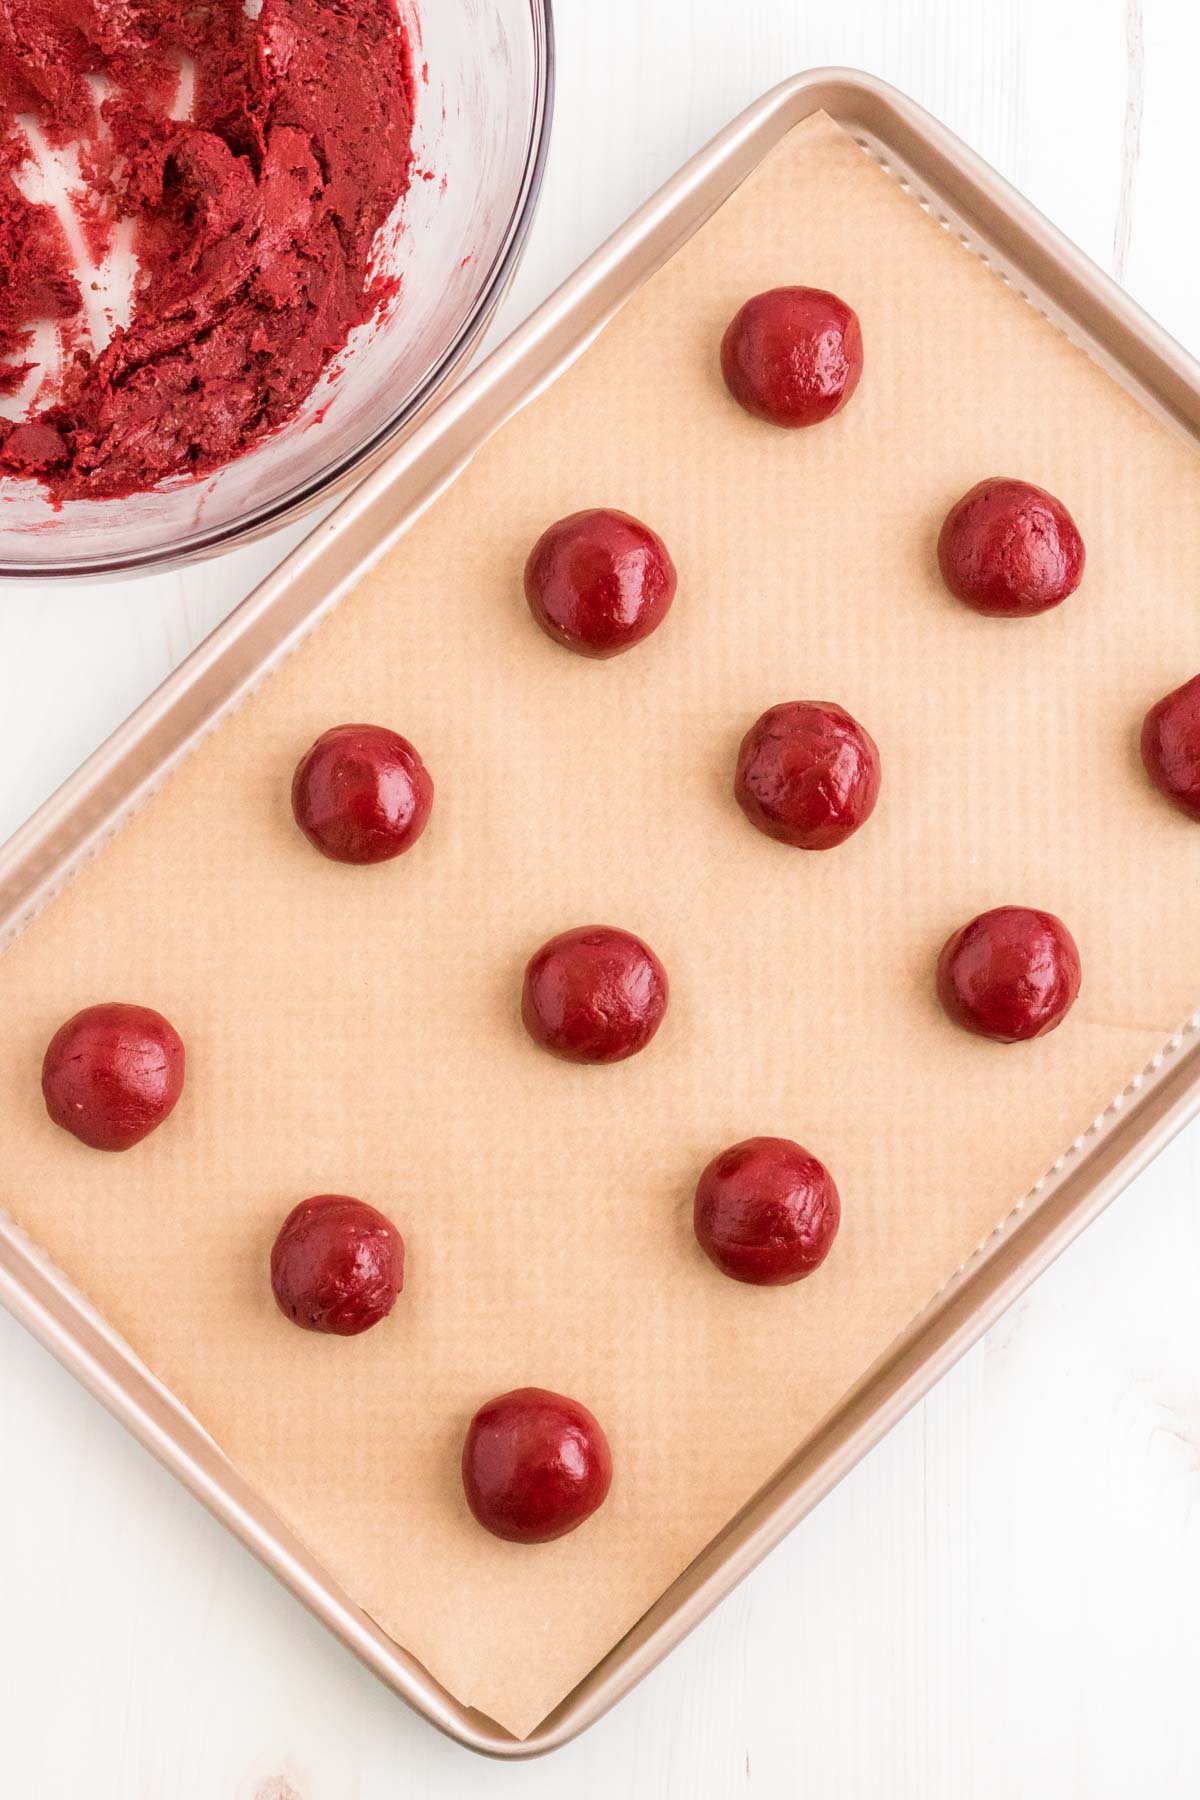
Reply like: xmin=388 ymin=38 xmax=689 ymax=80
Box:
xmin=694 ymin=1136 xmax=841 ymax=1287
xmin=937 ymin=478 xmax=1085 ymax=617
xmin=521 ymin=926 xmax=669 ymax=1064
xmin=734 ymin=701 xmax=881 ymax=850
xmin=936 ymin=906 xmax=1081 ymax=1042
xmin=523 ymin=509 xmax=677 ymax=658
xmin=41 ymin=1003 xmax=185 ymax=1151
xmin=291 ymin=724 xmax=433 ymax=865
xmin=462 ymin=1387 xmax=613 ymax=1543
xmin=1141 ymin=674 xmax=1200 ymax=821
xmin=720 ymin=286 xmax=863 ymax=428
xmin=270 ymin=1195 xmax=404 ymax=1336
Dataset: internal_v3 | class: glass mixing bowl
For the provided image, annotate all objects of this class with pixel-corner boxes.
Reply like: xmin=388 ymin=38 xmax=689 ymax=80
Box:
xmin=0 ymin=0 xmax=553 ymax=578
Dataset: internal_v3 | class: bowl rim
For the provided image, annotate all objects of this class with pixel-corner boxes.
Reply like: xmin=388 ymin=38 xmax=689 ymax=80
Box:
xmin=0 ymin=0 xmax=556 ymax=581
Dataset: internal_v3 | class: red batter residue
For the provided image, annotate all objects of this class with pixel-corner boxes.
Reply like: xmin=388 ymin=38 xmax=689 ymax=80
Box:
xmin=0 ymin=0 xmax=415 ymax=500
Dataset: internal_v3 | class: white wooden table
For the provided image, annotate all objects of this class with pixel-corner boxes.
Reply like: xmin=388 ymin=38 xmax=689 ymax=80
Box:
xmin=3 ymin=4 xmax=1199 ymax=1794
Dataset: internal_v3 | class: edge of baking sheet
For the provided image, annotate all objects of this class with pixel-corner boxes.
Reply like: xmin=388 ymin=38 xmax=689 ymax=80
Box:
xmin=4 ymin=69 xmax=1200 ymax=1757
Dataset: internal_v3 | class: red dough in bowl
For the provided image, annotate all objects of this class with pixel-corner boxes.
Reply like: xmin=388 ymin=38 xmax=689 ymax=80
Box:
xmin=693 ymin=1136 xmax=841 ymax=1286
xmin=41 ymin=1002 xmax=185 ymax=1151
xmin=1141 ymin=674 xmax=1200 ymax=820
xmin=270 ymin=1194 xmax=404 ymax=1336
xmin=937 ymin=478 xmax=1085 ymax=617
xmin=462 ymin=1387 xmax=613 ymax=1543
xmin=521 ymin=925 xmax=669 ymax=1064
xmin=734 ymin=701 xmax=881 ymax=849
xmin=291 ymin=724 xmax=433 ymax=865
xmin=523 ymin=508 xmax=677 ymax=658
xmin=720 ymin=286 xmax=863 ymax=428
xmin=936 ymin=906 xmax=1081 ymax=1042
xmin=0 ymin=0 xmax=417 ymax=501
